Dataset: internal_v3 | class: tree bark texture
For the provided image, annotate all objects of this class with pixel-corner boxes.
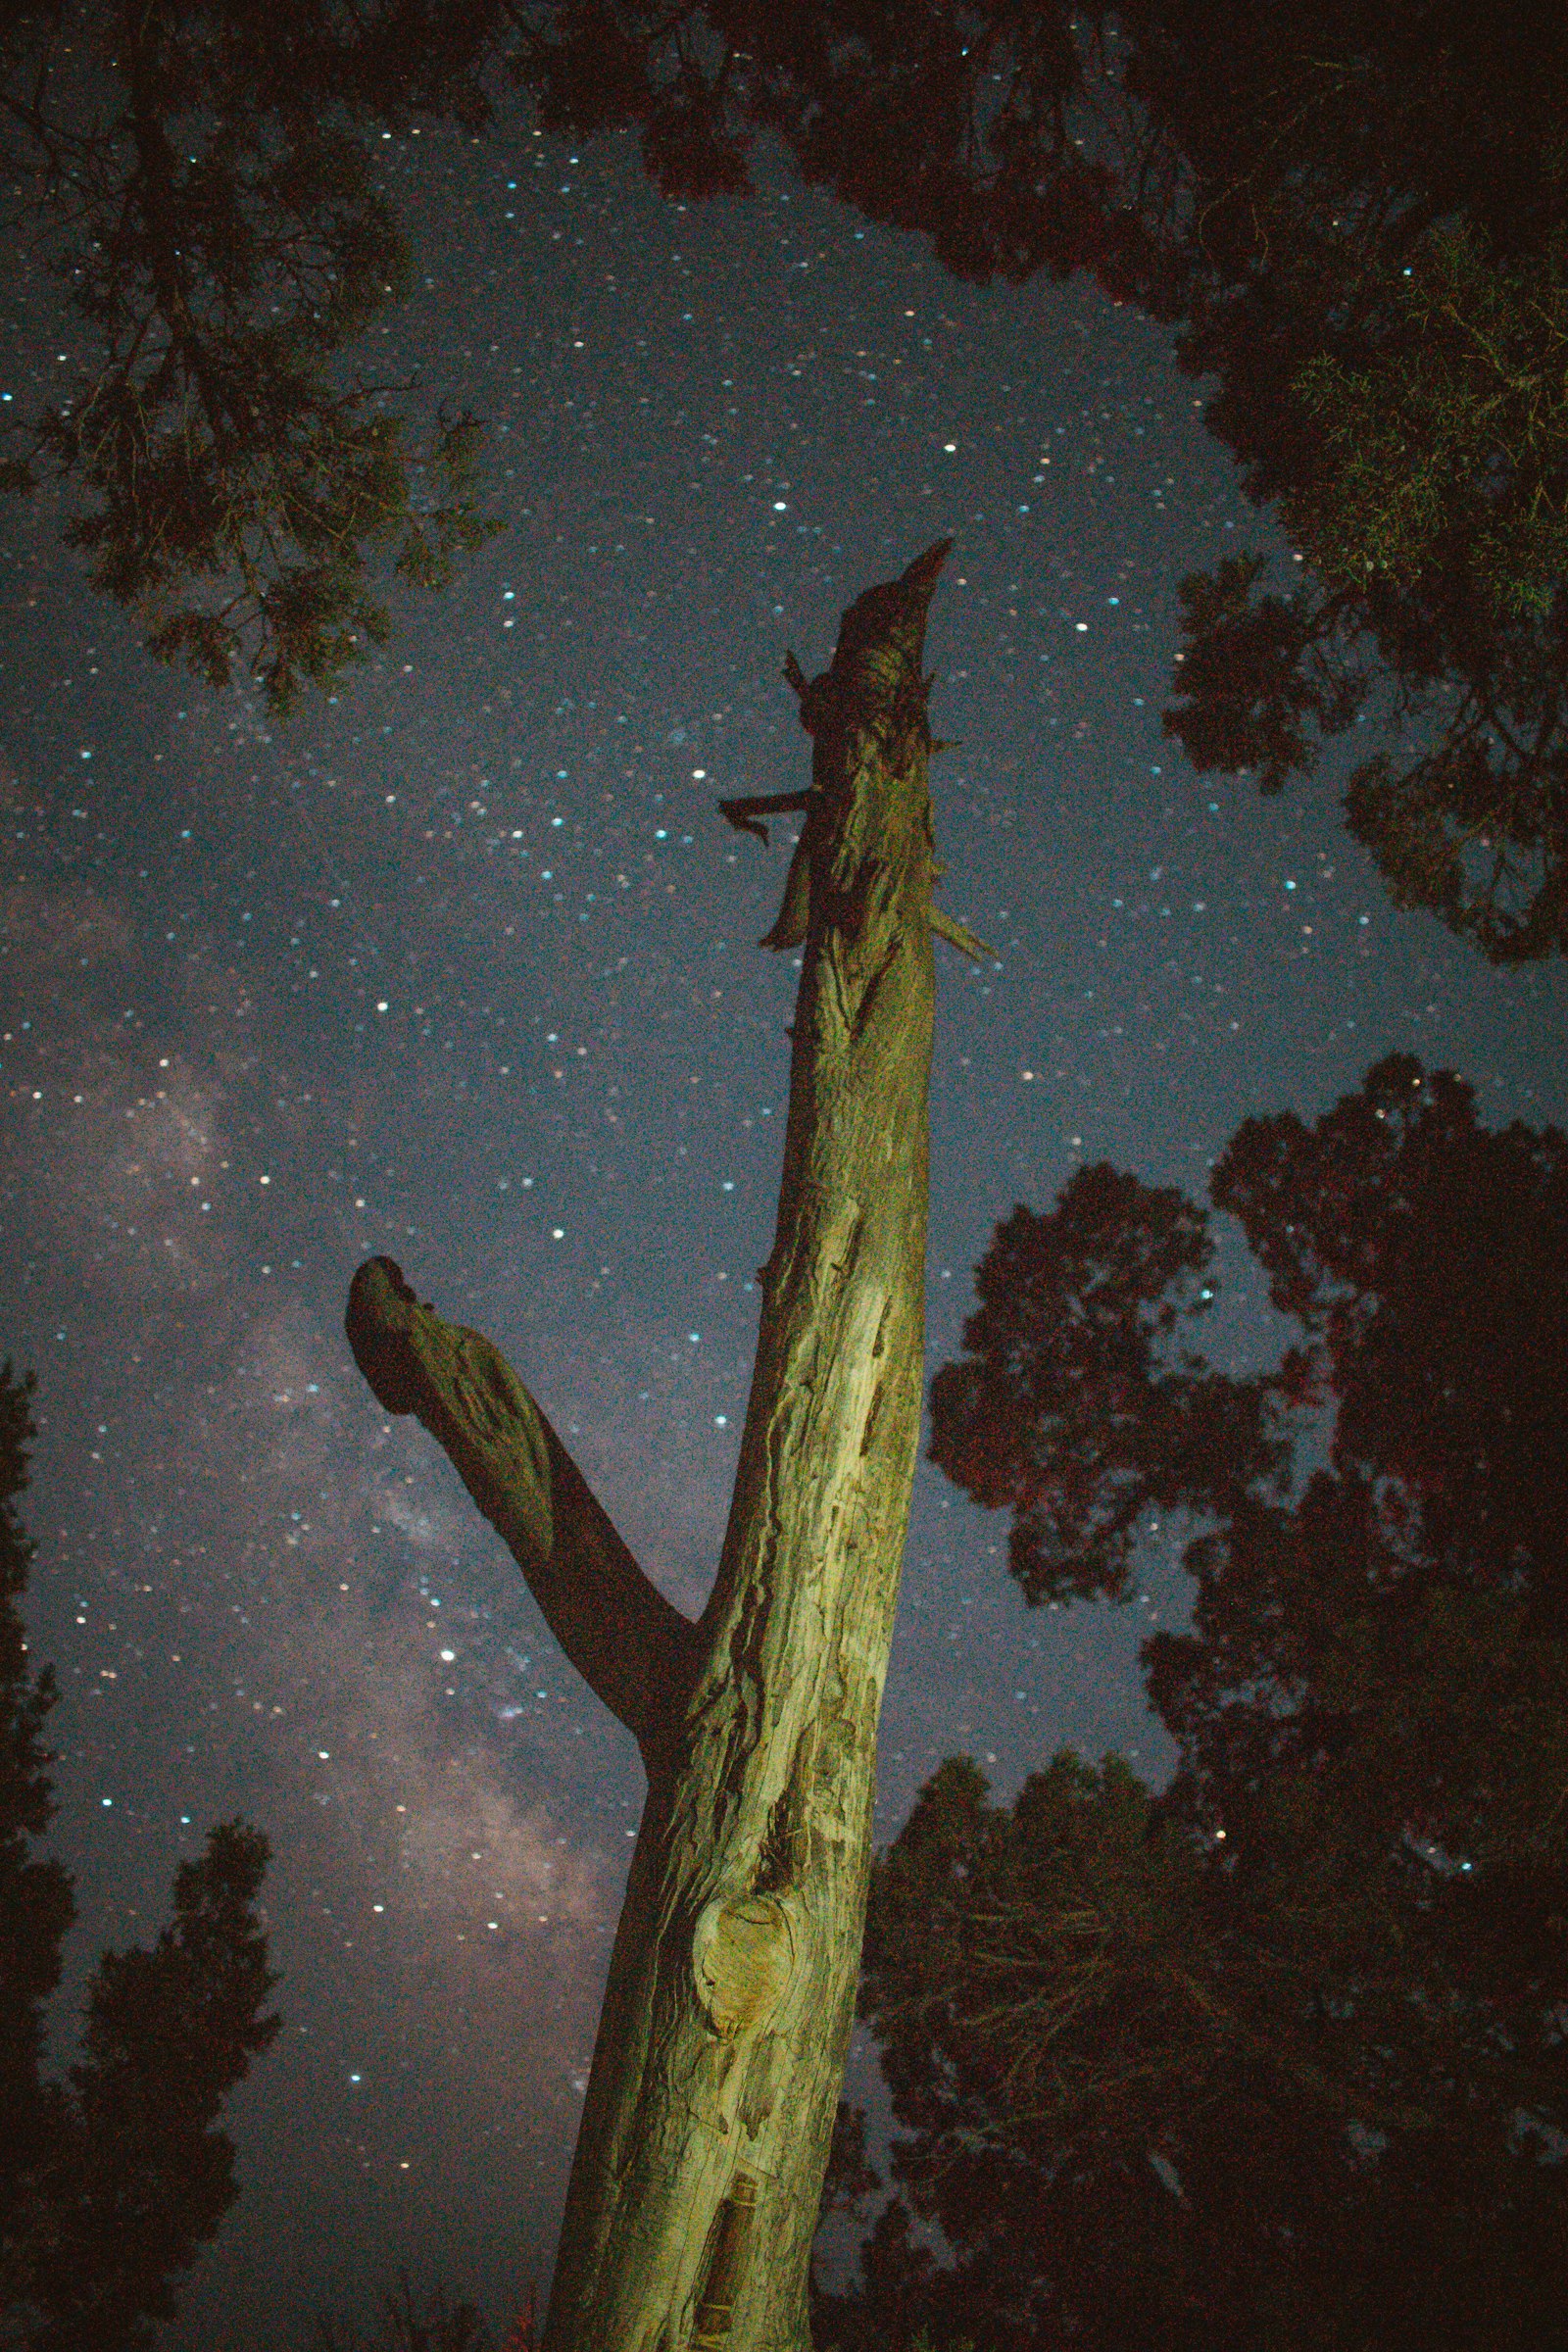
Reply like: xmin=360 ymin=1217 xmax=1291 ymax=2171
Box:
xmin=345 ymin=540 xmax=961 ymax=2350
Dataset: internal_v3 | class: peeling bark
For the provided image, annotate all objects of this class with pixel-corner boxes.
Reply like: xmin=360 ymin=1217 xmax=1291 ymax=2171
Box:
xmin=345 ymin=540 xmax=965 ymax=2349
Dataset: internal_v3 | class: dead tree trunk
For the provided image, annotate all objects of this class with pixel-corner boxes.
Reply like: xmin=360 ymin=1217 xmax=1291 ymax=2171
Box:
xmin=345 ymin=540 xmax=983 ymax=2350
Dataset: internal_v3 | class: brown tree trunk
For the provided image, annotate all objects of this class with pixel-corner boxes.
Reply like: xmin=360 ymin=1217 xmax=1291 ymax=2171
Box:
xmin=345 ymin=541 xmax=975 ymax=2350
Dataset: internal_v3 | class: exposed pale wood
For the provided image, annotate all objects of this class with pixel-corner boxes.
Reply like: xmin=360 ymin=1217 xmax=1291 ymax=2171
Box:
xmin=346 ymin=540 xmax=958 ymax=2350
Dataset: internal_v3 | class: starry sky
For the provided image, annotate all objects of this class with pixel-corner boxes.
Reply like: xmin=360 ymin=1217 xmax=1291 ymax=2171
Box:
xmin=2 ymin=110 xmax=1566 ymax=2351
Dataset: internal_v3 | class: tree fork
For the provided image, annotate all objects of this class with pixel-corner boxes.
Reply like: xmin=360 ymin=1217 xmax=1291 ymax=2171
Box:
xmin=346 ymin=539 xmax=964 ymax=2349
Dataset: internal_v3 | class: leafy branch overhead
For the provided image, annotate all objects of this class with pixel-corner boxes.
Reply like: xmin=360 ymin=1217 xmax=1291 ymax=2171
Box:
xmin=0 ymin=1 xmax=501 ymax=713
xmin=6 ymin=2 xmax=1568 ymax=957
xmin=1153 ymin=50 xmax=1568 ymax=963
xmin=501 ymin=0 xmax=1568 ymax=963
xmin=1163 ymin=204 xmax=1568 ymax=961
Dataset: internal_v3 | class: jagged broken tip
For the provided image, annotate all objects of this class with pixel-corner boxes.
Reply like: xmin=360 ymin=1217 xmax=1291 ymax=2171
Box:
xmin=901 ymin=536 xmax=954 ymax=595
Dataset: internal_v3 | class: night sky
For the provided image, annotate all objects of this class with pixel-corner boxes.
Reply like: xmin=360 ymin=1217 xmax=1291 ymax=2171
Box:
xmin=2 ymin=113 xmax=1565 ymax=2349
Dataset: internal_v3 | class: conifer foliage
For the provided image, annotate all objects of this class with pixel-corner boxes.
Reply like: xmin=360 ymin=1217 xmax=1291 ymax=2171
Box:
xmin=817 ymin=1058 xmax=1568 ymax=2350
xmin=0 ymin=1362 xmax=279 ymax=2352
xmin=7 ymin=4 xmax=1567 ymax=953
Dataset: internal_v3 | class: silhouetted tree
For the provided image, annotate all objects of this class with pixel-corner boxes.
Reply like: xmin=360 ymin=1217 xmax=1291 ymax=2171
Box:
xmin=924 ymin=1158 xmax=1290 ymax=1604
xmin=816 ymin=1055 xmax=1568 ymax=2349
xmin=1145 ymin=6 xmax=1568 ymax=962
xmin=307 ymin=2268 xmax=499 ymax=2352
xmin=513 ymin=1 xmax=1568 ymax=960
xmin=9 ymin=4 xmax=1568 ymax=956
xmin=0 ymin=0 xmax=500 ymax=711
xmin=0 ymin=1360 xmax=280 ymax=2352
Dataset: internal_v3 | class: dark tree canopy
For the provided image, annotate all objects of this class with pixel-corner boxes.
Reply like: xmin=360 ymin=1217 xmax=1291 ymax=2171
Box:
xmin=440 ymin=0 xmax=1568 ymax=962
xmin=0 ymin=1360 xmax=280 ymax=2352
xmin=0 ymin=0 xmax=502 ymax=712
xmin=1147 ymin=11 xmax=1568 ymax=963
xmin=925 ymin=1160 xmax=1288 ymax=1604
xmin=6 ymin=2 xmax=1567 ymax=956
xmin=813 ymin=1057 xmax=1568 ymax=2350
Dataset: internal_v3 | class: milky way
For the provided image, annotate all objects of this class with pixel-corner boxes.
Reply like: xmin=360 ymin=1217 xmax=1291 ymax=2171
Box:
xmin=1 ymin=115 xmax=1564 ymax=2348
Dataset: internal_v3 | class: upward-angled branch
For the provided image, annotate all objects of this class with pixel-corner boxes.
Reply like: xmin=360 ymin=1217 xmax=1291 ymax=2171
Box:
xmin=344 ymin=1254 xmax=701 ymax=1767
xmin=345 ymin=540 xmax=965 ymax=2351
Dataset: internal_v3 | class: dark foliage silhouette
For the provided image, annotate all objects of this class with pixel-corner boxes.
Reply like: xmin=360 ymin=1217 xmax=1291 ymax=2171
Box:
xmin=0 ymin=1361 xmax=280 ymax=2352
xmin=0 ymin=0 xmax=501 ymax=712
xmin=813 ymin=1056 xmax=1568 ymax=2349
xmin=6 ymin=4 xmax=1567 ymax=956
xmin=501 ymin=0 xmax=1568 ymax=959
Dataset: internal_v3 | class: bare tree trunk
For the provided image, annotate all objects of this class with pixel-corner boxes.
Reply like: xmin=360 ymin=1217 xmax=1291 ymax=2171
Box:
xmin=345 ymin=541 xmax=978 ymax=2350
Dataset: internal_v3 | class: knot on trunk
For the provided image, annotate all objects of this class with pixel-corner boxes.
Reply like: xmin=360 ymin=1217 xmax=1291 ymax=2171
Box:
xmin=692 ymin=1895 xmax=795 ymax=2041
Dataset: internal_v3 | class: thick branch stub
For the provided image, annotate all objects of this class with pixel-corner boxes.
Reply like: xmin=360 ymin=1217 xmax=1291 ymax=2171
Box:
xmin=930 ymin=905 xmax=997 ymax=963
xmin=345 ymin=1255 xmax=699 ymax=1768
xmin=718 ymin=789 xmax=809 ymax=846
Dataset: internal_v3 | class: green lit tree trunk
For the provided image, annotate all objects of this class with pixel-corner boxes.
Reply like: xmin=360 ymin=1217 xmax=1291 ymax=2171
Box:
xmin=345 ymin=541 xmax=979 ymax=2350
